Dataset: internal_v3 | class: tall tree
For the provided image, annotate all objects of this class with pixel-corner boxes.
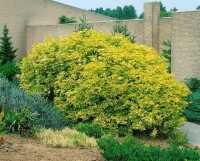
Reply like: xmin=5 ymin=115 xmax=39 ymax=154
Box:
xmin=116 ymin=6 xmax=123 ymax=19
xmin=94 ymin=7 xmax=104 ymax=14
xmin=138 ymin=12 xmax=144 ymax=19
xmin=160 ymin=2 xmax=167 ymax=12
xmin=160 ymin=2 xmax=178 ymax=17
xmin=196 ymin=5 xmax=200 ymax=10
xmin=0 ymin=25 xmax=17 ymax=65
xmin=123 ymin=5 xmax=137 ymax=19
xmin=104 ymin=8 xmax=112 ymax=17
xmin=91 ymin=5 xmax=137 ymax=20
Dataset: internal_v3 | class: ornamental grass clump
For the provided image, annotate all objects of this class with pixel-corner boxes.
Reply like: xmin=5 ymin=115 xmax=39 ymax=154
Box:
xmin=19 ymin=30 xmax=190 ymax=137
xmin=37 ymin=128 xmax=97 ymax=148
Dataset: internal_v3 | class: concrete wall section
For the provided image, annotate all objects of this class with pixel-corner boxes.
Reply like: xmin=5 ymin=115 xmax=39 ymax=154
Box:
xmin=0 ymin=0 xmax=114 ymax=58
xmin=171 ymin=11 xmax=200 ymax=80
xmin=26 ymin=20 xmax=144 ymax=53
xmin=159 ymin=18 xmax=172 ymax=53
xmin=27 ymin=0 xmax=114 ymax=26
xmin=144 ymin=2 xmax=160 ymax=51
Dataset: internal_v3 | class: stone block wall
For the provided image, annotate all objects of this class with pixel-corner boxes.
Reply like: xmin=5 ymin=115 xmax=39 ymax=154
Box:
xmin=26 ymin=20 xmax=144 ymax=52
xmin=0 ymin=0 xmax=114 ymax=58
xmin=1 ymin=1 xmax=200 ymax=80
xmin=171 ymin=11 xmax=200 ymax=81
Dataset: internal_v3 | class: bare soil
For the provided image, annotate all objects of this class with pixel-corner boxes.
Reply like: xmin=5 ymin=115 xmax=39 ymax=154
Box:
xmin=1 ymin=134 xmax=197 ymax=161
xmin=0 ymin=134 xmax=104 ymax=161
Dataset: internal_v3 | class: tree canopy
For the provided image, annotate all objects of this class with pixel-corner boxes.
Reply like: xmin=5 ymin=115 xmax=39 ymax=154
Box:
xmin=90 ymin=5 xmax=137 ymax=20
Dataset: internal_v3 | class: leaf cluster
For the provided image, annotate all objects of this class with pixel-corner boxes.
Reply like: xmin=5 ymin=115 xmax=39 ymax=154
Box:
xmin=59 ymin=15 xmax=77 ymax=24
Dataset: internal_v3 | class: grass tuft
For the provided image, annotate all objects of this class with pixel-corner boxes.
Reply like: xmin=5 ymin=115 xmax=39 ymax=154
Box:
xmin=37 ymin=128 xmax=97 ymax=148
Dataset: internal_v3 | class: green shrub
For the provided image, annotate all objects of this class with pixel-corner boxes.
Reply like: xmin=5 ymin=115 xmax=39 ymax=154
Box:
xmin=185 ymin=77 xmax=200 ymax=92
xmin=75 ymin=14 xmax=93 ymax=32
xmin=183 ymin=109 xmax=200 ymax=124
xmin=19 ymin=30 xmax=190 ymax=137
xmin=168 ymin=130 xmax=188 ymax=147
xmin=112 ymin=21 xmax=136 ymax=43
xmin=0 ymin=107 xmax=38 ymax=136
xmin=75 ymin=122 xmax=104 ymax=138
xmin=97 ymin=136 xmax=200 ymax=161
xmin=0 ymin=77 xmax=67 ymax=130
xmin=183 ymin=78 xmax=200 ymax=124
xmin=37 ymin=128 xmax=97 ymax=148
xmin=0 ymin=61 xmax=20 ymax=80
xmin=59 ymin=15 xmax=77 ymax=24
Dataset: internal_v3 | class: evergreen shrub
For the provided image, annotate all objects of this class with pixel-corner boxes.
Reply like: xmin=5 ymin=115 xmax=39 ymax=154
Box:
xmin=185 ymin=77 xmax=200 ymax=92
xmin=183 ymin=90 xmax=200 ymax=124
xmin=0 ymin=61 xmax=20 ymax=80
xmin=183 ymin=78 xmax=200 ymax=124
xmin=0 ymin=25 xmax=17 ymax=65
xmin=97 ymin=136 xmax=200 ymax=161
xmin=19 ymin=30 xmax=189 ymax=137
xmin=75 ymin=122 xmax=104 ymax=138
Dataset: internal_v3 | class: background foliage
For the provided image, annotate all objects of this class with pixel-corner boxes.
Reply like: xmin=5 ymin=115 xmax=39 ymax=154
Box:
xmin=90 ymin=5 xmax=137 ymax=20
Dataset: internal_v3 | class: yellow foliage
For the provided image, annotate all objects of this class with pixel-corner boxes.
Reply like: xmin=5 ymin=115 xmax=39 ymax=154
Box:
xmin=37 ymin=128 xmax=97 ymax=148
xmin=19 ymin=30 xmax=190 ymax=137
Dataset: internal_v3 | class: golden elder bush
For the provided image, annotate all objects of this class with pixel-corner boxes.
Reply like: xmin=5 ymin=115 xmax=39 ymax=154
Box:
xmin=20 ymin=30 xmax=190 ymax=137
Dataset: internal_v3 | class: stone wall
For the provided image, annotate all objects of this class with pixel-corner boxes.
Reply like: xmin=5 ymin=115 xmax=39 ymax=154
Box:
xmin=171 ymin=11 xmax=200 ymax=81
xmin=159 ymin=18 xmax=172 ymax=53
xmin=26 ymin=20 xmax=144 ymax=52
xmin=0 ymin=0 xmax=114 ymax=58
xmin=1 ymin=1 xmax=200 ymax=80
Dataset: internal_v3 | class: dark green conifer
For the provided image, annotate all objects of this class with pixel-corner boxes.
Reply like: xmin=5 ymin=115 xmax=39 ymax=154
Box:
xmin=0 ymin=25 xmax=17 ymax=65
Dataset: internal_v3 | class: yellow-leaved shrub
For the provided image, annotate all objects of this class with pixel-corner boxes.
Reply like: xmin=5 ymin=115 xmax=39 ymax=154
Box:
xmin=19 ymin=30 xmax=190 ymax=137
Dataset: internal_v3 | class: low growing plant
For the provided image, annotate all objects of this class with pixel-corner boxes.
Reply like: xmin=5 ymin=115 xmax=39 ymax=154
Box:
xmin=97 ymin=136 xmax=200 ymax=161
xmin=75 ymin=122 xmax=104 ymax=138
xmin=37 ymin=128 xmax=97 ymax=148
xmin=0 ymin=107 xmax=38 ymax=136
xmin=0 ymin=77 xmax=67 ymax=130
